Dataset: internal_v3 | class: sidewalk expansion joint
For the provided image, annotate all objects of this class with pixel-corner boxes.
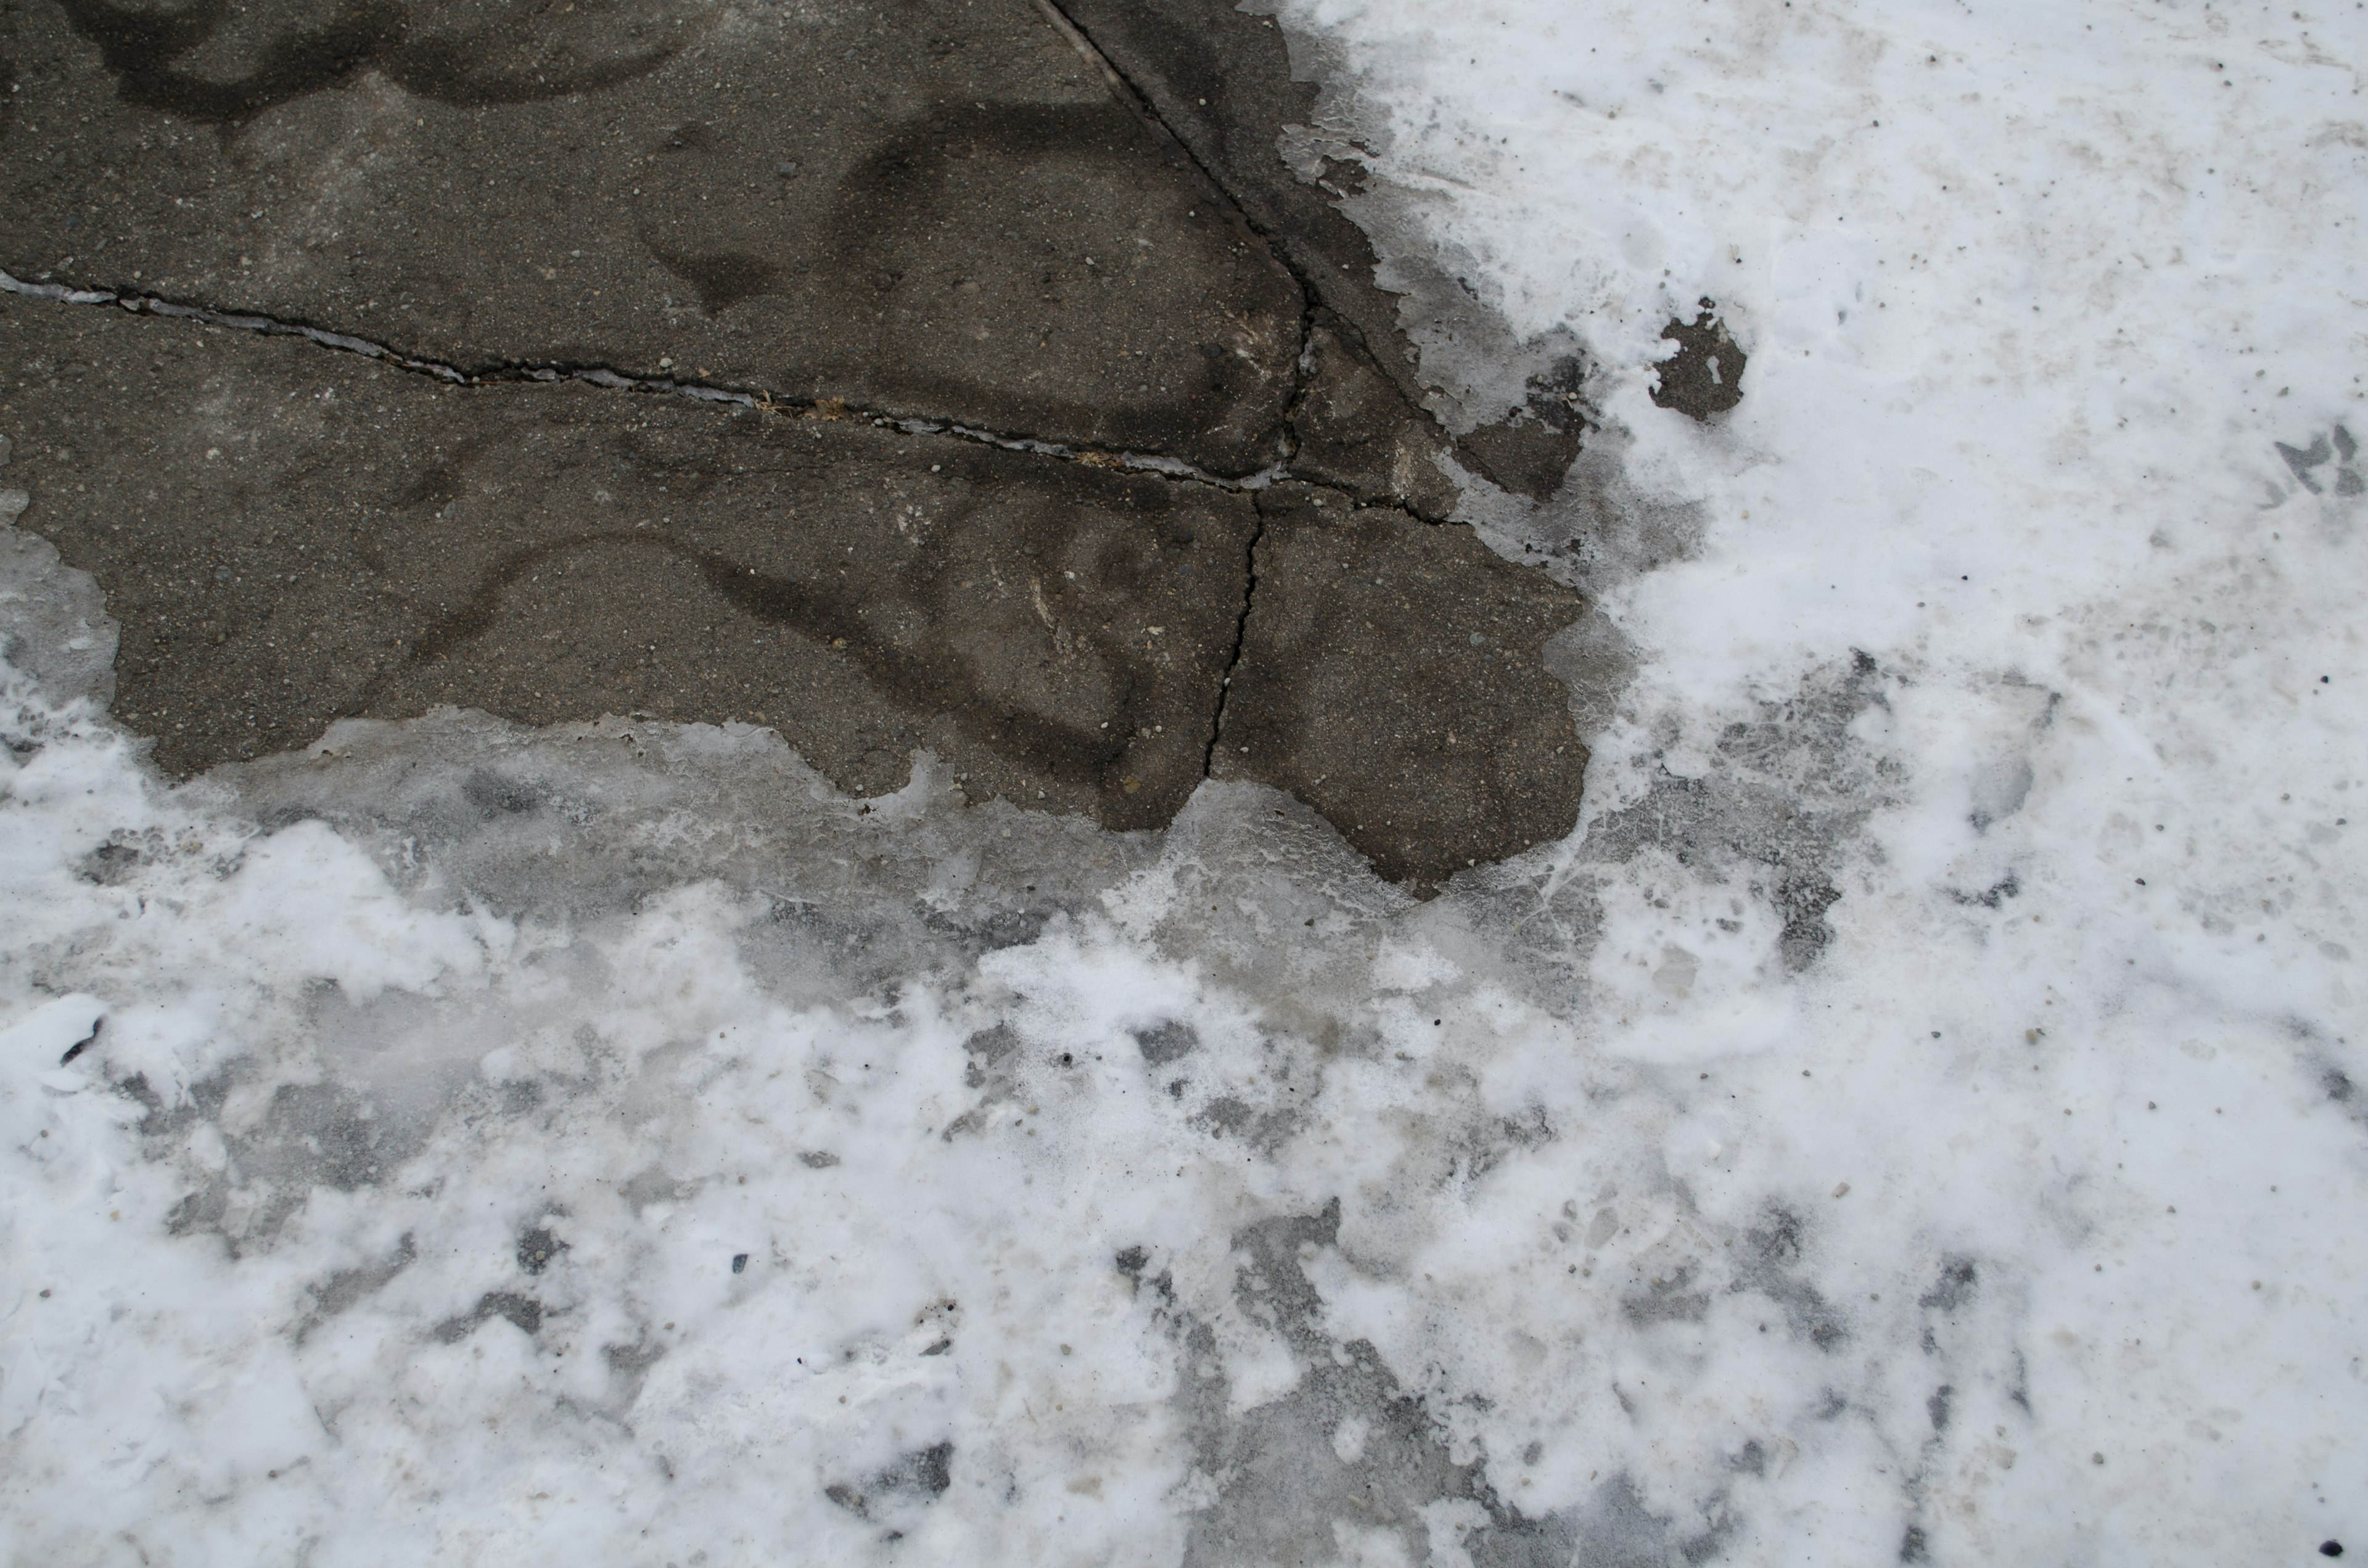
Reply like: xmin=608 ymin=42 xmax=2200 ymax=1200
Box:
xmin=0 ymin=266 xmax=1402 ymax=514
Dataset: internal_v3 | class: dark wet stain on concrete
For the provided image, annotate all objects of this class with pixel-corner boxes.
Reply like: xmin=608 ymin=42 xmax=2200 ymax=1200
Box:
xmin=1215 ymin=485 xmax=1590 ymax=888
xmin=0 ymin=0 xmax=1609 ymax=885
xmin=50 ymin=0 xmax=678 ymax=124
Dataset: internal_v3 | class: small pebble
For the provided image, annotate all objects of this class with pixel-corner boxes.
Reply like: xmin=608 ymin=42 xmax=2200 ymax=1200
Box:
xmin=2321 ymin=1543 xmax=2343 ymax=1559
xmin=731 ymin=1252 xmax=749 ymax=1275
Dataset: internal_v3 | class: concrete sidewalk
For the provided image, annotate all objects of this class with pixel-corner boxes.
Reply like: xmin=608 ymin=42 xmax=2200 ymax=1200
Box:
xmin=1 ymin=0 xmax=1606 ymax=886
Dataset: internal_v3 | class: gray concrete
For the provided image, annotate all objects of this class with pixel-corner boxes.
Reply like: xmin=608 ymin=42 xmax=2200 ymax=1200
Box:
xmin=0 ymin=0 xmax=1301 ymax=473
xmin=2 ymin=297 xmax=1255 ymax=829
xmin=1215 ymin=484 xmax=1589 ymax=887
xmin=0 ymin=0 xmax=1606 ymax=883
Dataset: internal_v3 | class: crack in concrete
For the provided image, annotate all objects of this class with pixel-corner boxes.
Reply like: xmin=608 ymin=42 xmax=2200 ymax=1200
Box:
xmin=1029 ymin=0 xmax=1280 ymax=274
xmin=1035 ymin=0 xmax=1468 ymax=526
xmin=1032 ymin=0 xmax=1333 ymax=405
xmin=0 ymin=266 xmax=1330 ymax=504
xmin=1201 ymin=511 xmax=1267 ymax=778
xmin=0 ymin=255 xmax=1468 ymax=797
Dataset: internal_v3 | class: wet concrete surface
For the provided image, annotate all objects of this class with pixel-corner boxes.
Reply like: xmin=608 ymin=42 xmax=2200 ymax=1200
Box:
xmin=0 ymin=0 xmax=1300 ymax=472
xmin=1217 ymin=484 xmax=1589 ymax=888
xmin=0 ymin=0 xmax=1607 ymax=882
xmin=1049 ymin=0 xmax=1597 ymax=502
xmin=2 ymin=298 xmax=1256 ymax=828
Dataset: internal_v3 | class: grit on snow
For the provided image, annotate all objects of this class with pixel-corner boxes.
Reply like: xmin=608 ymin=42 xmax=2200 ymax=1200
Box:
xmin=4 ymin=0 xmax=2366 ymax=1563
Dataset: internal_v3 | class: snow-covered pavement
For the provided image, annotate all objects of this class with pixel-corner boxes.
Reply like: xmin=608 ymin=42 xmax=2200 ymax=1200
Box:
xmin=4 ymin=1 xmax=2364 ymax=1561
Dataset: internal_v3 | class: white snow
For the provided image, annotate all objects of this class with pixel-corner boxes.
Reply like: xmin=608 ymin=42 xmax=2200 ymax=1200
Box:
xmin=4 ymin=0 xmax=2365 ymax=1561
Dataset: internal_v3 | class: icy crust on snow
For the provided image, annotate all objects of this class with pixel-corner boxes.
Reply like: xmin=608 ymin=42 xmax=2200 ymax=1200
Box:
xmin=2 ymin=477 xmax=2364 ymax=1563
xmin=6 ymin=0 xmax=2368 ymax=1561
xmin=1259 ymin=0 xmax=2368 ymax=1553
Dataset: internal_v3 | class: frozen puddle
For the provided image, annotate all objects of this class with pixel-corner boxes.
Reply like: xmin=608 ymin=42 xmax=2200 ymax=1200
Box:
xmin=6 ymin=0 xmax=2367 ymax=1561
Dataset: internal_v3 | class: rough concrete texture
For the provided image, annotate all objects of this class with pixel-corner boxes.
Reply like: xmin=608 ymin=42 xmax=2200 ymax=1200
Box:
xmin=1047 ymin=0 xmax=1424 ymax=421
xmin=1050 ymin=0 xmax=1597 ymax=502
xmin=2 ymin=297 xmax=1255 ymax=829
xmin=1215 ymin=484 xmax=1589 ymax=888
xmin=0 ymin=0 xmax=1608 ymax=884
xmin=1285 ymin=310 xmax=1462 ymax=520
xmin=0 ymin=0 xmax=1301 ymax=472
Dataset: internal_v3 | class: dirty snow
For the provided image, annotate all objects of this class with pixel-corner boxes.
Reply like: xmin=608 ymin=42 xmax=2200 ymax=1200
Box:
xmin=5 ymin=0 xmax=2365 ymax=1561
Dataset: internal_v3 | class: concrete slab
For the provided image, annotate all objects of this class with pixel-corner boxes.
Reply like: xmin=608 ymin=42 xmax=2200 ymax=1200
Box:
xmin=0 ymin=0 xmax=1607 ymax=885
xmin=1214 ymin=483 xmax=1589 ymax=888
xmin=1 ymin=295 xmax=1256 ymax=829
xmin=1047 ymin=0 xmax=1595 ymax=503
xmin=1287 ymin=309 xmax=1460 ymax=519
xmin=0 ymin=0 xmax=1302 ymax=473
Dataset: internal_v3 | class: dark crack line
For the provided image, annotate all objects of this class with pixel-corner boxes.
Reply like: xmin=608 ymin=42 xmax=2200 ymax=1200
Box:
xmin=0 ymin=266 xmax=1298 ymax=500
xmin=1029 ymin=0 xmax=1268 ymax=263
xmin=1029 ymin=0 xmax=1346 ymax=474
xmin=1034 ymin=0 xmax=1462 ymax=527
xmin=1276 ymin=289 xmax=1326 ymax=471
xmin=1200 ymin=513 xmax=1267 ymax=779
xmin=6 ymin=4 xmax=1476 ymax=522
xmin=1030 ymin=0 xmax=1292 ymax=288
xmin=0 ymin=265 xmax=1473 ymax=535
